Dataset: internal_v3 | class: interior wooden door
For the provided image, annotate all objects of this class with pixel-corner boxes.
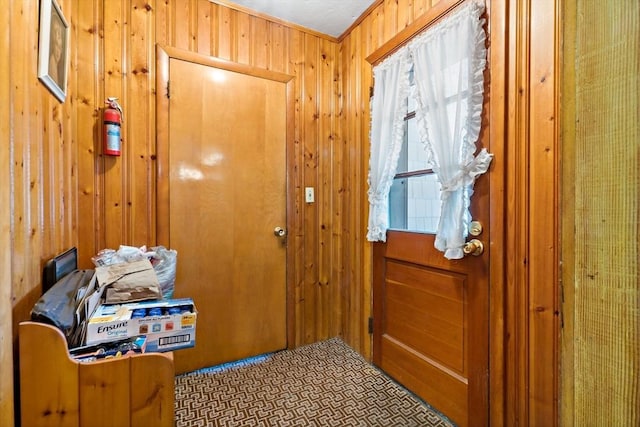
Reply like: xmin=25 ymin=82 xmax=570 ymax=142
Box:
xmin=371 ymin=5 xmax=496 ymax=427
xmin=157 ymin=50 xmax=293 ymax=374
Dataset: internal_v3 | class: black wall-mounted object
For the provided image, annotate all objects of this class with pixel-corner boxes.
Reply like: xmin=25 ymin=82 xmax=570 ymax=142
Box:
xmin=42 ymin=247 xmax=78 ymax=294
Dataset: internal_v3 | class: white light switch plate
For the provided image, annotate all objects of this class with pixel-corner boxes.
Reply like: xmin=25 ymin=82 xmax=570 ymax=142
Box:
xmin=305 ymin=187 xmax=315 ymax=203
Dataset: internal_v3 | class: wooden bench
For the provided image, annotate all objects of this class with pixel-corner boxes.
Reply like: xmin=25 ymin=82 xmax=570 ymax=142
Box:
xmin=19 ymin=321 xmax=175 ymax=427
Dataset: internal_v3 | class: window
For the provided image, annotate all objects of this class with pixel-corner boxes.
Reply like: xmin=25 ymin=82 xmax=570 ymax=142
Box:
xmin=366 ymin=0 xmax=490 ymax=258
xmin=389 ymin=77 xmax=442 ymax=233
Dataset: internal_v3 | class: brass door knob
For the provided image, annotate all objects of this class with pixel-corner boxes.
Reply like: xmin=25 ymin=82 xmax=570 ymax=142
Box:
xmin=274 ymin=227 xmax=286 ymax=237
xmin=463 ymin=239 xmax=484 ymax=256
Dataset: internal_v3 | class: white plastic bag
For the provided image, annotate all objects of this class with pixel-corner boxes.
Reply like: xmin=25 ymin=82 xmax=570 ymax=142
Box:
xmin=92 ymin=245 xmax=178 ymax=299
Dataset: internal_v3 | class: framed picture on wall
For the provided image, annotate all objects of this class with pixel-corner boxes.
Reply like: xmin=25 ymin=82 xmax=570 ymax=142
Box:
xmin=38 ymin=0 xmax=69 ymax=103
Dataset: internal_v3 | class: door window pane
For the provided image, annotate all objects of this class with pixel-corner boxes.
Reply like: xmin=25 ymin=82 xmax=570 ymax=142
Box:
xmin=389 ymin=88 xmax=441 ymax=234
xmin=389 ymin=174 xmax=441 ymax=233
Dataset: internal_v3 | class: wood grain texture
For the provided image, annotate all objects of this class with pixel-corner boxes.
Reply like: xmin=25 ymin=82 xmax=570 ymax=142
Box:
xmin=4 ymin=0 xmax=78 ymax=423
xmin=528 ymin=0 xmax=559 ymax=423
xmin=505 ymin=0 xmax=561 ymax=425
xmin=562 ymin=1 xmax=640 ymax=425
xmin=19 ymin=322 xmax=80 ymax=427
xmin=71 ymin=1 xmax=347 ymax=356
xmin=487 ymin=0 xmax=508 ymax=424
xmin=70 ymin=0 xmax=481 ymax=369
xmin=0 ymin=0 xmax=14 ymax=422
xmin=164 ymin=56 xmax=288 ymax=372
xmin=19 ymin=321 xmax=175 ymax=427
xmin=130 ymin=352 xmax=175 ymax=426
xmin=0 ymin=1 xmax=581 ymax=425
xmin=79 ymin=358 xmax=131 ymax=426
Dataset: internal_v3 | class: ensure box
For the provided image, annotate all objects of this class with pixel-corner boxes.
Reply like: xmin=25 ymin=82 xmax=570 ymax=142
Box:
xmin=86 ymin=298 xmax=197 ymax=352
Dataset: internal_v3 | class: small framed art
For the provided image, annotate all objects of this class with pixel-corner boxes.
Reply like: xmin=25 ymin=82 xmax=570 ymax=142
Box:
xmin=38 ymin=0 xmax=69 ymax=102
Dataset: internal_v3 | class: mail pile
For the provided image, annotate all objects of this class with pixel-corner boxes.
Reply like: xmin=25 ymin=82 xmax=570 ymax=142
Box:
xmin=30 ymin=245 xmax=196 ymax=358
xmin=82 ymin=249 xmax=197 ymax=352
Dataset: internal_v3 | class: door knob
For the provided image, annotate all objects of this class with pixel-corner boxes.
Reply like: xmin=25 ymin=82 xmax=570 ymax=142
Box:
xmin=463 ymin=239 xmax=484 ymax=256
xmin=274 ymin=227 xmax=286 ymax=237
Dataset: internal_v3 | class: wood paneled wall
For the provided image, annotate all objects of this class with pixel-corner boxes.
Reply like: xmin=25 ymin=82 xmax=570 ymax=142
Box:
xmin=339 ymin=0 xmax=446 ymax=363
xmin=1 ymin=0 xmax=78 ymax=424
xmin=3 ymin=1 xmax=606 ymax=426
xmin=70 ymin=0 xmax=452 ymax=364
xmin=0 ymin=0 xmax=497 ymax=423
xmin=73 ymin=0 xmax=348 ymax=353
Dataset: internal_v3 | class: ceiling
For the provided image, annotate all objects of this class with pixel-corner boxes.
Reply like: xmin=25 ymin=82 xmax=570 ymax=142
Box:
xmin=225 ymin=0 xmax=378 ymax=38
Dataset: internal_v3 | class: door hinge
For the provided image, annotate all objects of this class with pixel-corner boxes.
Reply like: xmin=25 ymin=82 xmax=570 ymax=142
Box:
xmin=166 ymin=81 xmax=170 ymax=99
xmin=369 ymin=86 xmax=374 ymax=98
xmin=368 ymin=317 xmax=374 ymax=334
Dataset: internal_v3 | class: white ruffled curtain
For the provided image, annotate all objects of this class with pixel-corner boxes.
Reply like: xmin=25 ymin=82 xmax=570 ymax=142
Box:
xmin=411 ymin=0 xmax=491 ymax=259
xmin=366 ymin=48 xmax=410 ymax=242
xmin=367 ymin=0 xmax=491 ymax=259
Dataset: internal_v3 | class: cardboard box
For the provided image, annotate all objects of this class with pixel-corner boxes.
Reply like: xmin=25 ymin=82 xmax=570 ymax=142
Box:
xmin=86 ymin=298 xmax=196 ymax=352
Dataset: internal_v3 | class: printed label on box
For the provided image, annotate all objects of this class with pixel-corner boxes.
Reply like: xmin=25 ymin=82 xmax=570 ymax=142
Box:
xmin=85 ymin=298 xmax=197 ymax=352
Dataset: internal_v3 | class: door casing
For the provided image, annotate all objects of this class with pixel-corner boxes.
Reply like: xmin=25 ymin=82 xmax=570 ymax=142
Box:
xmin=155 ymin=45 xmax=297 ymax=370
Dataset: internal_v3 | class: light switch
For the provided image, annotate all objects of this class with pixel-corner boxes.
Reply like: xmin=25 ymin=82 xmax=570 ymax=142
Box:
xmin=305 ymin=187 xmax=315 ymax=203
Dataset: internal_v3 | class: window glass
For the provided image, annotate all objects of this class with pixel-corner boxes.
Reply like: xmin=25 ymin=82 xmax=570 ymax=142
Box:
xmin=389 ymin=86 xmax=441 ymax=234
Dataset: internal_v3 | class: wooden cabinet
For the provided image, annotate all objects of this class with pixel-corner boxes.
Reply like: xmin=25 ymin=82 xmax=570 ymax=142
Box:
xmin=19 ymin=321 xmax=174 ymax=427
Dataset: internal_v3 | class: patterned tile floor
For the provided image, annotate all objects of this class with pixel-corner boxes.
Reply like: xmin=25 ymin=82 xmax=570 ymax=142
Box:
xmin=175 ymin=338 xmax=455 ymax=426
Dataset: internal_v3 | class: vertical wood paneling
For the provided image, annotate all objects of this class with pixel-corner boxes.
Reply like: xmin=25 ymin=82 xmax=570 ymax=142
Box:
xmin=250 ymin=16 xmax=268 ymax=68
xmin=269 ymin=24 xmax=286 ymax=73
xmin=528 ymin=0 xmax=558 ymax=422
xmin=172 ymin=1 xmax=190 ymax=50
xmin=73 ymin=2 xmax=348 ymax=353
xmin=196 ymin=0 xmax=212 ymax=55
xmin=155 ymin=0 xmax=170 ymax=47
xmin=559 ymin=3 xmax=577 ymax=424
xmin=235 ymin=11 xmax=250 ymax=64
xmin=76 ymin=0 xmax=100 ymax=268
xmin=505 ymin=1 xmax=529 ymax=425
xmin=359 ymin=17 xmax=374 ymax=360
xmin=329 ymin=39 xmax=343 ymax=339
xmin=4 ymin=0 xmax=78 ymax=423
xmin=353 ymin=24 xmax=368 ymax=354
xmin=303 ymin=33 xmax=319 ymax=343
xmin=488 ymin=0 xmax=509 ymax=424
xmin=318 ymin=38 xmax=333 ymax=339
xmin=12 ymin=0 xmax=30 ymax=313
xmin=6 ymin=1 xmax=624 ymax=425
xmin=0 ymin=0 xmax=14 ymax=422
xmin=287 ymin=28 xmax=305 ymax=347
xmin=216 ymin=5 xmax=233 ymax=60
xmin=103 ymin=1 xmax=126 ymax=249
xmin=397 ymin=0 xmax=413 ymax=30
xmin=128 ymin=0 xmax=156 ymax=246
xmin=375 ymin=6 xmax=386 ymax=50
xmin=413 ymin=0 xmax=429 ymax=18
xmin=383 ymin=0 xmax=398 ymax=41
xmin=345 ymin=26 xmax=364 ymax=350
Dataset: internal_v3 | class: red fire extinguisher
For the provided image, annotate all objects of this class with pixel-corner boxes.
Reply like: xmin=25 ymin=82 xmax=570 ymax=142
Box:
xmin=103 ymin=97 xmax=123 ymax=156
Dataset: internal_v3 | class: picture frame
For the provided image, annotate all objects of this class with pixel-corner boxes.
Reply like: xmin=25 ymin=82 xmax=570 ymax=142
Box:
xmin=38 ymin=0 xmax=69 ymax=103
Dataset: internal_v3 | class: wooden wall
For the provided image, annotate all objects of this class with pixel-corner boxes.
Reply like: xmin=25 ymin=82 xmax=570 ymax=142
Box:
xmin=70 ymin=0 xmax=456 ymax=364
xmin=73 ymin=0 xmax=351 ymax=353
xmin=561 ymin=1 xmax=640 ymax=425
xmin=0 ymin=0 xmax=494 ymax=424
xmin=8 ymin=1 xmax=631 ymax=426
xmin=1 ymin=0 xmax=78 ymax=424
xmin=339 ymin=0 xmax=453 ymax=364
